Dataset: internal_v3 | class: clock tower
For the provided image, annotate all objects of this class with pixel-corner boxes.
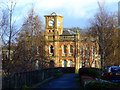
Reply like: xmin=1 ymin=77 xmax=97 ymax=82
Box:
xmin=44 ymin=12 xmax=64 ymax=36
xmin=44 ymin=12 xmax=64 ymax=67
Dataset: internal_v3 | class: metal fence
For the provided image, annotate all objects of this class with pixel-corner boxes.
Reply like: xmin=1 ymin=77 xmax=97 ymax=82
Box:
xmin=2 ymin=67 xmax=62 ymax=88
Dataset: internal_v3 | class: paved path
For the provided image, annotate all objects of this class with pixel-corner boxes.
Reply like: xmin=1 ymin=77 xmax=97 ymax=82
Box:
xmin=41 ymin=74 xmax=79 ymax=88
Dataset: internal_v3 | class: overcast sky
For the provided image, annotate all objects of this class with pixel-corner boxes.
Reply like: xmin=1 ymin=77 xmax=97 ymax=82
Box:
xmin=1 ymin=0 xmax=120 ymax=29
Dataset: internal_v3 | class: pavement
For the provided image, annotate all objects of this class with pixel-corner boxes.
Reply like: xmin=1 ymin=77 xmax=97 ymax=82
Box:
xmin=80 ymin=75 xmax=96 ymax=85
xmin=41 ymin=74 xmax=80 ymax=89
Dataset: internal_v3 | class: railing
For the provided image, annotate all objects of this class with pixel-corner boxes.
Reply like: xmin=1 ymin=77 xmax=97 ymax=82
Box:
xmin=2 ymin=67 xmax=62 ymax=88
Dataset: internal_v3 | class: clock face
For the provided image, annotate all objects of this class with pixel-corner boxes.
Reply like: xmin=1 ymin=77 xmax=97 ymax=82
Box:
xmin=49 ymin=20 xmax=54 ymax=26
xmin=57 ymin=20 xmax=60 ymax=26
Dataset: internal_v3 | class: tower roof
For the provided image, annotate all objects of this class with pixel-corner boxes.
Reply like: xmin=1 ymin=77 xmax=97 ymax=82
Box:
xmin=44 ymin=12 xmax=63 ymax=17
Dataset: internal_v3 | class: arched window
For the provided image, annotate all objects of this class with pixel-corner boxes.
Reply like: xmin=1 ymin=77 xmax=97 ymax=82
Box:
xmin=50 ymin=45 xmax=53 ymax=54
xmin=35 ymin=60 xmax=40 ymax=69
xmin=62 ymin=60 xmax=67 ymax=67
xmin=69 ymin=60 xmax=73 ymax=67
xmin=70 ymin=45 xmax=73 ymax=53
xmin=64 ymin=45 xmax=67 ymax=54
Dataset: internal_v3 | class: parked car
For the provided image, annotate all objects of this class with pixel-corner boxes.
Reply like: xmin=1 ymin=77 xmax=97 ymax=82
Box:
xmin=104 ymin=66 xmax=110 ymax=70
xmin=108 ymin=66 xmax=120 ymax=82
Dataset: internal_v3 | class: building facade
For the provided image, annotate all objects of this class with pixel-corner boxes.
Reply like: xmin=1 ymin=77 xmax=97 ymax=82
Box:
xmin=44 ymin=12 xmax=101 ymax=69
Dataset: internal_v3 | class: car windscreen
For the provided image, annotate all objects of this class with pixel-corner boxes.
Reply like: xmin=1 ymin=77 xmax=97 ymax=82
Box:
xmin=111 ymin=67 xmax=120 ymax=72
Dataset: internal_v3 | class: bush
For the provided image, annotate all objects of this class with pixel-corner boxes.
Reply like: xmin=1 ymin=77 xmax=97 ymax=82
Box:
xmin=53 ymin=70 xmax=60 ymax=78
xmin=62 ymin=67 xmax=75 ymax=73
xmin=22 ymin=85 xmax=29 ymax=90
xmin=75 ymin=69 xmax=79 ymax=74
xmin=85 ymin=80 xmax=119 ymax=90
xmin=79 ymin=67 xmax=102 ymax=78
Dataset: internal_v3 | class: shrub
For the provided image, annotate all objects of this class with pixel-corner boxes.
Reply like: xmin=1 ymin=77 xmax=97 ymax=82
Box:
xmin=79 ymin=67 xmax=102 ymax=78
xmin=53 ymin=70 xmax=60 ymax=78
xmin=22 ymin=85 xmax=29 ymax=90
xmin=75 ymin=69 xmax=79 ymax=74
xmin=62 ymin=67 xmax=75 ymax=73
xmin=85 ymin=80 xmax=119 ymax=90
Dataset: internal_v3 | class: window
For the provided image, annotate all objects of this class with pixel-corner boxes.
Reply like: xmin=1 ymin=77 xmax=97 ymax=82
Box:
xmin=35 ymin=60 xmax=40 ymax=69
xmin=80 ymin=47 xmax=82 ymax=55
xmin=50 ymin=45 xmax=53 ymax=54
xmin=37 ymin=46 xmax=41 ymax=55
xmin=53 ymin=36 xmax=55 ymax=40
xmin=70 ymin=45 xmax=73 ymax=54
xmin=69 ymin=60 xmax=73 ymax=67
xmin=62 ymin=60 xmax=67 ymax=67
xmin=82 ymin=61 xmax=85 ymax=67
xmin=64 ymin=45 xmax=67 ymax=54
xmin=94 ymin=45 xmax=97 ymax=55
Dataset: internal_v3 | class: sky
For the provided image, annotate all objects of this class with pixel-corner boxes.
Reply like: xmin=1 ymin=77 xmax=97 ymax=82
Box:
xmin=0 ymin=0 xmax=120 ymax=29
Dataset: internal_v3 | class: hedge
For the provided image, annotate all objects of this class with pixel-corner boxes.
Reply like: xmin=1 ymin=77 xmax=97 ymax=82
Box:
xmin=85 ymin=80 xmax=119 ymax=90
xmin=79 ymin=67 xmax=102 ymax=78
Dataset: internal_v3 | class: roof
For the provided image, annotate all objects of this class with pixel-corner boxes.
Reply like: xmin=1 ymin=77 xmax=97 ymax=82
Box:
xmin=62 ymin=29 xmax=76 ymax=35
xmin=60 ymin=29 xmax=76 ymax=40
xmin=44 ymin=12 xmax=63 ymax=17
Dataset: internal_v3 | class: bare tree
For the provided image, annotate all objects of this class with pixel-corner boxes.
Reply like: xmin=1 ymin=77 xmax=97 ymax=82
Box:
xmin=0 ymin=1 xmax=21 ymax=76
xmin=87 ymin=2 xmax=118 ymax=68
xmin=0 ymin=1 xmax=17 ymax=61
xmin=0 ymin=1 xmax=50 ymax=75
